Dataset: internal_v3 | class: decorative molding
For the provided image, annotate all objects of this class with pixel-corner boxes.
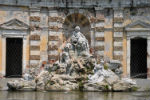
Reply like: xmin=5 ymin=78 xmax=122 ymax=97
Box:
xmin=113 ymin=55 xmax=123 ymax=61
xmin=49 ymin=26 xmax=61 ymax=31
xmin=30 ymin=46 xmax=40 ymax=50
xmin=95 ymin=37 xmax=105 ymax=41
xmin=30 ymin=35 xmax=40 ymax=40
xmin=0 ymin=18 xmax=29 ymax=30
xmin=95 ymin=27 xmax=104 ymax=32
xmin=90 ymin=17 xmax=96 ymax=23
xmin=48 ymin=45 xmax=58 ymax=50
xmin=126 ymin=32 xmax=150 ymax=39
xmin=114 ymin=17 xmax=123 ymax=23
xmin=30 ymin=55 xmax=40 ymax=60
xmin=95 ymin=46 xmax=104 ymax=51
xmin=114 ymin=37 xmax=123 ymax=42
xmin=125 ymin=20 xmax=150 ymax=32
xmin=48 ymin=35 xmax=59 ymax=41
xmin=30 ymin=16 xmax=40 ymax=22
xmin=48 ymin=55 xmax=59 ymax=60
xmin=96 ymin=17 xmax=105 ymax=22
xmin=114 ymin=46 xmax=123 ymax=51
xmin=114 ymin=27 xmax=124 ymax=32
xmin=48 ymin=16 xmax=64 ymax=23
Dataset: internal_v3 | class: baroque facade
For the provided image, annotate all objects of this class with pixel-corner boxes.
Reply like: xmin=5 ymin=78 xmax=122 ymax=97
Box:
xmin=0 ymin=0 xmax=150 ymax=78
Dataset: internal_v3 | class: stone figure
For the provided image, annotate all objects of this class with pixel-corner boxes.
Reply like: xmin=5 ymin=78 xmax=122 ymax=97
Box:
xmin=70 ymin=26 xmax=89 ymax=56
xmin=7 ymin=26 xmax=137 ymax=92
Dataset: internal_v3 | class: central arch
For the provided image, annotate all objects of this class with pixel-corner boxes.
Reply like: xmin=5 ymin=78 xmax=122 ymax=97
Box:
xmin=63 ymin=13 xmax=91 ymax=45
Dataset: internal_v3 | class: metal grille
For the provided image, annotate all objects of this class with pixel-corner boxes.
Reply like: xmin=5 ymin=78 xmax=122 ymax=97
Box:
xmin=131 ymin=38 xmax=147 ymax=79
xmin=6 ymin=38 xmax=23 ymax=78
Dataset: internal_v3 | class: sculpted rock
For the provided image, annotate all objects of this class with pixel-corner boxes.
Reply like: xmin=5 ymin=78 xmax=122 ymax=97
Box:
xmin=113 ymin=78 xmax=137 ymax=91
xmin=7 ymin=80 xmax=36 ymax=90
xmin=35 ymin=70 xmax=52 ymax=90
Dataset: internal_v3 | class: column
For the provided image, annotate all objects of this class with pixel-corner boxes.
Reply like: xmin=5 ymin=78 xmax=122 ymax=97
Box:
xmin=147 ymin=37 xmax=150 ymax=79
xmin=0 ymin=35 xmax=2 ymax=74
xmin=29 ymin=7 xmax=41 ymax=67
xmin=2 ymin=37 xmax=6 ymax=75
xmin=40 ymin=8 xmax=49 ymax=63
xmin=127 ymin=37 xmax=130 ymax=77
xmin=48 ymin=8 xmax=63 ymax=63
xmin=104 ymin=8 xmax=113 ymax=59
xmin=94 ymin=7 xmax=105 ymax=58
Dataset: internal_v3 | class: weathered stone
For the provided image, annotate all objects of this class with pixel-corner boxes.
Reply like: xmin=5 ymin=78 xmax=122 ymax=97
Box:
xmin=113 ymin=78 xmax=137 ymax=91
xmin=7 ymin=26 xmax=137 ymax=92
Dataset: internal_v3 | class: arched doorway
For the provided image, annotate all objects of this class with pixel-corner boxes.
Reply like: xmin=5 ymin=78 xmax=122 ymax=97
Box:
xmin=63 ymin=13 xmax=91 ymax=45
xmin=130 ymin=37 xmax=147 ymax=78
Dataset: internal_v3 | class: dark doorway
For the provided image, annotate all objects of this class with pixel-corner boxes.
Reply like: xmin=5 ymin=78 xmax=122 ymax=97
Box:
xmin=131 ymin=38 xmax=147 ymax=78
xmin=6 ymin=38 xmax=23 ymax=77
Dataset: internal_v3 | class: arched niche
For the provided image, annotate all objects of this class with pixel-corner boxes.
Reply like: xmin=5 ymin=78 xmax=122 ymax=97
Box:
xmin=63 ymin=13 xmax=91 ymax=44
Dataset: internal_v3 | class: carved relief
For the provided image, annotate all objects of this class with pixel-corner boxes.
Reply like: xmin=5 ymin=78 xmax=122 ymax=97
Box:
xmin=30 ymin=46 xmax=40 ymax=50
xmin=48 ymin=16 xmax=64 ymax=23
xmin=113 ymin=55 xmax=123 ymax=61
xmin=114 ymin=17 xmax=123 ymax=23
xmin=95 ymin=27 xmax=104 ymax=32
xmin=96 ymin=16 xmax=105 ymax=22
xmin=48 ymin=55 xmax=59 ymax=60
xmin=114 ymin=46 xmax=123 ymax=51
xmin=49 ymin=26 xmax=61 ymax=31
xmin=95 ymin=46 xmax=104 ymax=51
xmin=30 ymin=55 xmax=40 ymax=60
xmin=95 ymin=37 xmax=105 ymax=41
xmin=90 ymin=17 xmax=96 ymax=23
xmin=30 ymin=35 xmax=40 ymax=40
xmin=30 ymin=16 xmax=40 ymax=22
xmin=114 ymin=27 xmax=123 ymax=32
xmin=48 ymin=36 xmax=59 ymax=41
xmin=114 ymin=37 xmax=123 ymax=42
xmin=48 ymin=45 xmax=58 ymax=50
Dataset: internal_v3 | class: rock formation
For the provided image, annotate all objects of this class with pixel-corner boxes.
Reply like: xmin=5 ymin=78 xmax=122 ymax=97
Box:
xmin=7 ymin=26 xmax=137 ymax=91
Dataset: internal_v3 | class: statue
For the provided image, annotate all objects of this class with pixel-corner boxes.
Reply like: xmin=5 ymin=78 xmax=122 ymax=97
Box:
xmin=70 ymin=26 xmax=89 ymax=56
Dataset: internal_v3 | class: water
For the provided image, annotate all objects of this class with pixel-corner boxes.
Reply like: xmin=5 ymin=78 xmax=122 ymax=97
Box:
xmin=0 ymin=91 xmax=150 ymax=100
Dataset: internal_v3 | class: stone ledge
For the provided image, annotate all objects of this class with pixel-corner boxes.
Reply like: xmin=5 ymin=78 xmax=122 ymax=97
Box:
xmin=95 ymin=37 xmax=105 ymax=41
xmin=95 ymin=27 xmax=105 ymax=32
xmin=114 ymin=46 xmax=123 ymax=51
xmin=48 ymin=36 xmax=59 ymax=41
xmin=49 ymin=26 xmax=62 ymax=31
xmin=114 ymin=27 xmax=124 ymax=32
xmin=30 ymin=35 xmax=40 ymax=40
xmin=48 ymin=55 xmax=59 ymax=60
xmin=114 ymin=17 xmax=123 ymax=23
xmin=113 ymin=55 xmax=123 ymax=61
xmin=48 ymin=16 xmax=64 ymax=23
xmin=113 ymin=37 xmax=123 ymax=42
xmin=30 ymin=46 xmax=40 ymax=50
xmin=48 ymin=45 xmax=58 ymax=50
xmin=30 ymin=16 xmax=40 ymax=22
xmin=30 ymin=55 xmax=40 ymax=60
xmin=95 ymin=46 xmax=104 ymax=51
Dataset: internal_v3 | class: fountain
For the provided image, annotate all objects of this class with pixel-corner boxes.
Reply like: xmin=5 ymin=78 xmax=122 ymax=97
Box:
xmin=7 ymin=26 xmax=137 ymax=91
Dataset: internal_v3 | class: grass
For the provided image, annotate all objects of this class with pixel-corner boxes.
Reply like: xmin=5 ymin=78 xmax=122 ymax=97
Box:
xmin=104 ymin=64 xmax=108 ymax=70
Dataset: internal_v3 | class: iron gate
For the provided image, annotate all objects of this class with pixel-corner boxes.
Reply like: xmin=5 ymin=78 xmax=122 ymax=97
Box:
xmin=6 ymin=38 xmax=23 ymax=77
